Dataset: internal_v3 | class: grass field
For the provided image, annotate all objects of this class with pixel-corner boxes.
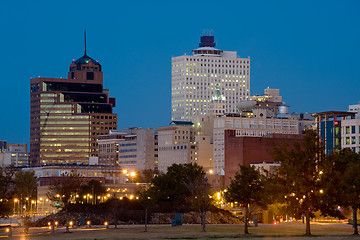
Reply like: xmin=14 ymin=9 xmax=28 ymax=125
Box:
xmin=1 ymin=222 xmax=359 ymax=240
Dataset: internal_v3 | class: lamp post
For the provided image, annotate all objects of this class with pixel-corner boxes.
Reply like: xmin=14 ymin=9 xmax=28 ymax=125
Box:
xmin=13 ymin=199 xmax=18 ymax=216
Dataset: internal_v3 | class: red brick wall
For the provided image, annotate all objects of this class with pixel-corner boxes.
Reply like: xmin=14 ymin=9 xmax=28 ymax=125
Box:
xmin=224 ymin=130 xmax=304 ymax=186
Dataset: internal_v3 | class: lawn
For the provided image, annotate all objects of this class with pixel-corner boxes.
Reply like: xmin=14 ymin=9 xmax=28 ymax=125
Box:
xmin=3 ymin=222 xmax=358 ymax=240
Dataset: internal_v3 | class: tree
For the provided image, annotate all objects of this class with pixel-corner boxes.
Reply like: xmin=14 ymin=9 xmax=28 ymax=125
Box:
xmin=46 ymin=172 xmax=83 ymax=232
xmin=78 ymin=180 xmax=106 ymax=204
xmin=182 ymin=169 xmax=213 ymax=232
xmin=47 ymin=174 xmax=83 ymax=210
xmin=321 ymin=148 xmax=360 ymax=235
xmin=225 ymin=165 xmax=265 ymax=234
xmin=139 ymin=169 xmax=159 ymax=183
xmin=137 ymin=186 xmax=155 ymax=232
xmin=272 ymin=130 xmax=325 ymax=235
xmin=147 ymin=163 xmax=213 ymax=231
xmin=0 ymin=167 xmax=14 ymax=218
xmin=13 ymin=171 xmax=37 ymax=215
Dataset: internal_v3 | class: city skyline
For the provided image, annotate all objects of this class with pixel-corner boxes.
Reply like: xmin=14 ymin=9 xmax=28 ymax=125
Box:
xmin=1 ymin=0 xmax=360 ymax=146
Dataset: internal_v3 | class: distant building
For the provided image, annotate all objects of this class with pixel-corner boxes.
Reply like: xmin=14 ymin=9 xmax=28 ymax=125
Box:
xmin=157 ymin=121 xmax=194 ymax=173
xmin=313 ymin=110 xmax=360 ymax=154
xmin=30 ymin=35 xmax=117 ymax=166
xmin=171 ymin=35 xmax=250 ymax=121
xmin=212 ymin=88 xmax=314 ymax=175
xmin=250 ymin=162 xmax=281 ymax=175
xmin=97 ymin=128 xmax=158 ymax=171
xmin=224 ymin=130 xmax=304 ymax=186
xmin=0 ymin=141 xmax=29 ymax=167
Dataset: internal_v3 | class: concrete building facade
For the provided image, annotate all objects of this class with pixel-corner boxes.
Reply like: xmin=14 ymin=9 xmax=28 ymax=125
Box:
xmin=97 ymin=128 xmax=158 ymax=171
xmin=171 ymin=35 xmax=250 ymax=121
xmin=157 ymin=121 xmax=194 ymax=173
xmin=0 ymin=141 xmax=29 ymax=167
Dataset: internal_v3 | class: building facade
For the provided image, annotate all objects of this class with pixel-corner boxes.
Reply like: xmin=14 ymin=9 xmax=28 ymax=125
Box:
xmin=224 ymin=130 xmax=304 ymax=186
xmin=171 ymin=35 xmax=250 ymax=121
xmin=210 ymin=88 xmax=314 ymax=175
xmin=157 ymin=121 xmax=194 ymax=173
xmin=97 ymin=128 xmax=158 ymax=171
xmin=0 ymin=141 xmax=29 ymax=167
xmin=30 ymin=44 xmax=117 ymax=166
xmin=313 ymin=109 xmax=360 ymax=154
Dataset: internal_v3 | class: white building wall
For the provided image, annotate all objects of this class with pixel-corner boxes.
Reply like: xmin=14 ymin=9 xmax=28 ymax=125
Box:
xmin=341 ymin=118 xmax=360 ymax=152
xmin=157 ymin=125 xmax=192 ymax=173
xmin=172 ymin=53 xmax=250 ymax=121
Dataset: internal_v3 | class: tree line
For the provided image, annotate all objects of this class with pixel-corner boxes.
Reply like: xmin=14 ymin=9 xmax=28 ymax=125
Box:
xmin=1 ymin=129 xmax=360 ymax=236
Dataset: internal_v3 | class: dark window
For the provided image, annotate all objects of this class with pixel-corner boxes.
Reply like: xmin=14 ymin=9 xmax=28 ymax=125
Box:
xmin=71 ymin=72 xmax=75 ymax=79
xmin=87 ymin=72 xmax=94 ymax=80
xmin=352 ymin=126 xmax=356 ymax=134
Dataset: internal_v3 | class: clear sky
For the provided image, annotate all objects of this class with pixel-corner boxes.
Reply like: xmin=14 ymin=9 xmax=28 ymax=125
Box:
xmin=1 ymin=0 xmax=360 ymax=145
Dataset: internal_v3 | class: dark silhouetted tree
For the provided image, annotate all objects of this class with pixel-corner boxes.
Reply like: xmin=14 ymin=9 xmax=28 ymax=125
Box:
xmin=272 ymin=130 xmax=325 ymax=236
xmin=225 ymin=165 xmax=265 ymax=234
xmin=321 ymin=148 xmax=360 ymax=235
xmin=0 ymin=167 xmax=14 ymax=218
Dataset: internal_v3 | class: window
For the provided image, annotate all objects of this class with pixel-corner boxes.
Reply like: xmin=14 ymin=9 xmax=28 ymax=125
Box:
xmin=352 ymin=137 xmax=356 ymax=144
xmin=87 ymin=72 xmax=94 ymax=80
xmin=352 ymin=126 xmax=356 ymax=134
xmin=346 ymin=137 xmax=350 ymax=144
xmin=346 ymin=126 xmax=350 ymax=134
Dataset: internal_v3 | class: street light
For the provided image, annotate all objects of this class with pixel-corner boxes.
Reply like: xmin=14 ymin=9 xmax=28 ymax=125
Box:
xmin=14 ymin=199 xmax=18 ymax=216
xmin=130 ymin=171 xmax=136 ymax=183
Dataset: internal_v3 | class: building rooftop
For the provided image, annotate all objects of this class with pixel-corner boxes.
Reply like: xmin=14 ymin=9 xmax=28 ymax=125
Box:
xmin=170 ymin=121 xmax=193 ymax=126
xmin=74 ymin=54 xmax=101 ymax=66
xmin=312 ymin=111 xmax=356 ymax=118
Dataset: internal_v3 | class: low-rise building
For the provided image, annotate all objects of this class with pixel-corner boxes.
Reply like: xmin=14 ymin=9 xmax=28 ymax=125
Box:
xmin=157 ymin=121 xmax=193 ymax=173
xmin=0 ymin=141 xmax=29 ymax=167
xmin=224 ymin=130 xmax=304 ymax=186
xmin=313 ymin=107 xmax=360 ymax=154
xmin=97 ymin=128 xmax=158 ymax=171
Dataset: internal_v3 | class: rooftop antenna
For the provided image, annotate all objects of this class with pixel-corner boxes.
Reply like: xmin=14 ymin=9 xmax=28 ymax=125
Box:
xmin=202 ymin=29 xmax=214 ymax=36
xmin=84 ymin=28 xmax=87 ymax=56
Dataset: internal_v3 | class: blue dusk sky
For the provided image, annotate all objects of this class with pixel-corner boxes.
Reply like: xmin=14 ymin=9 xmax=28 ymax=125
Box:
xmin=0 ymin=0 xmax=360 ymax=145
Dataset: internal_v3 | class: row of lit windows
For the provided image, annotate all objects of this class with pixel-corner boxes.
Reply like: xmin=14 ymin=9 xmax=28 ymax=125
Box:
xmin=40 ymin=115 xmax=89 ymax=119
xmin=41 ymin=93 xmax=56 ymax=97
xmin=40 ymin=121 xmax=90 ymax=125
xmin=345 ymin=126 xmax=360 ymax=134
xmin=40 ymin=143 xmax=90 ymax=147
xmin=345 ymin=136 xmax=359 ymax=145
xmin=40 ymin=104 xmax=73 ymax=109
xmin=40 ymin=149 xmax=90 ymax=152
xmin=41 ymin=126 xmax=90 ymax=130
xmin=184 ymin=57 xmax=249 ymax=64
xmin=42 ymin=132 xmax=89 ymax=136
xmin=40 ymin=99 xmax=55 ymax=103
xmin=40 ymin=137 xmax=90 ymax=141
xmin=40 ymin=154 xmax=89 ymax=157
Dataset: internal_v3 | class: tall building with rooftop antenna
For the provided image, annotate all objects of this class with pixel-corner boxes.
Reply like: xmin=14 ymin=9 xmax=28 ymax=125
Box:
xmin=171 ymin=35 xmax=250 ymax=121
xmin=30 ymin=32 xmax=117 ymax=166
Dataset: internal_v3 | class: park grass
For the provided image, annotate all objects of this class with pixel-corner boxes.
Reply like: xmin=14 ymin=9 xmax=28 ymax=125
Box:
xmin=9 ymin=222 xmax=357 ymax=240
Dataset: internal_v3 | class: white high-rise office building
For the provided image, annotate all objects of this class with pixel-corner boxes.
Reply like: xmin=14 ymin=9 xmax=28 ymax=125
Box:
xmin=171 ymin=35 xmax=250 ymax=121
